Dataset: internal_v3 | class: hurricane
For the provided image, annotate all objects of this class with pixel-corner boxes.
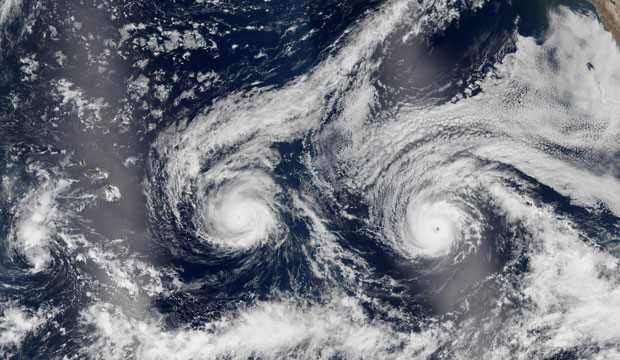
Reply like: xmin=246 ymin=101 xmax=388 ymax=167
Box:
xmin=1 ymin=0 xmax=620 ymax=358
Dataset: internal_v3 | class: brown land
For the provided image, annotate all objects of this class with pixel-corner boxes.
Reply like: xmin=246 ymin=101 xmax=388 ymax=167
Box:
xmin=589 ymin=0 xmax=620 ymax=46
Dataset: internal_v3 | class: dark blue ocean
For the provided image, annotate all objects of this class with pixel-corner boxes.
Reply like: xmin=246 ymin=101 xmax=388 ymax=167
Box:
xmin=1 ymin=0 xmax=619 ymax=358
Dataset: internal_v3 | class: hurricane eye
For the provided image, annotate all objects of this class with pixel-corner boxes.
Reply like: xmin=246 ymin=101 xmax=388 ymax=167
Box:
xmin=198 ymin=173 xmax=283 ymax=249
xmin=9 ymin=0 xmax=618 ymax=358
xmin=402 ymin=199 xmax=465 ymax=258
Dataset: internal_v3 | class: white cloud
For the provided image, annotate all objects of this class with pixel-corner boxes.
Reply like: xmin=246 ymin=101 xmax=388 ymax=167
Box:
xmin=0 ymin=0 xmax=22 ymax=26
xmin=0 ymin=304 xmax=55 ymax=350
xmin=79 ymin=296 xmax=442 ymax=360
xmin=10 ymin=172 xmax=71 ymax=271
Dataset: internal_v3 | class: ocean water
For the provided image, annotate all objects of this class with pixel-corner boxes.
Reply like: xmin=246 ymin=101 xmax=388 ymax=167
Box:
xmin=1 ymin=0 xmax=620 ymax=358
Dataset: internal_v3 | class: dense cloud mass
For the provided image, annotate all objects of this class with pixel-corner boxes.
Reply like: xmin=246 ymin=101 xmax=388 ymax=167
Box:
xmin=1 ymin=0 xmax=620 ymax=358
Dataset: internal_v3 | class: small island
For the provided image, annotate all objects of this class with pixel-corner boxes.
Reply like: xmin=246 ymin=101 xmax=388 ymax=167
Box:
xmin=590 ymin=0 xmax=620 ymax=46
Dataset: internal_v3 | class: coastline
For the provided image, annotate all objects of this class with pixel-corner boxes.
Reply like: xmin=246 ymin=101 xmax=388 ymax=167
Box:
xmin=589 ymin=0 xmax=620 ymax=46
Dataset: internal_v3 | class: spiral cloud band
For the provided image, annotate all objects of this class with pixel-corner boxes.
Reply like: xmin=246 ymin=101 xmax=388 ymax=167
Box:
xmin=198 ymin=173 xmax=281 ymax=248
xmin=2 ymin=0 xmax=620 ymax=358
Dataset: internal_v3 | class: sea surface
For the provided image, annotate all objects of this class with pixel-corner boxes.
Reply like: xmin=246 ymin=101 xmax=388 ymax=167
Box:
xmin=1 ymin=0 xmax=620 ymax=358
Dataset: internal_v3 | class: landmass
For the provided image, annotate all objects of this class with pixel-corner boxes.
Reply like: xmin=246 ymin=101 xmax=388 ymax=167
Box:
xmin=589 ymin=0 xmax=620 ymax=46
